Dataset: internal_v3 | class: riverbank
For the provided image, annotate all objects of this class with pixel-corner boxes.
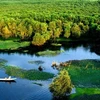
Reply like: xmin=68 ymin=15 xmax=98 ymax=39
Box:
xmin=0 ymin=40 xmax=30 ymax=50
xmin=59 ymin=59 xmax=100 ymax=99
xmin=0 ymin=57 xmax=100 ymax=99
xmin=0 ymin=56 xmax=100 ymax=83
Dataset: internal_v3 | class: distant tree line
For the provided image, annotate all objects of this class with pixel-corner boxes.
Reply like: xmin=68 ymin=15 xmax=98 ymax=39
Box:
xmin=0 ymin=0 xmax=100 ymax=46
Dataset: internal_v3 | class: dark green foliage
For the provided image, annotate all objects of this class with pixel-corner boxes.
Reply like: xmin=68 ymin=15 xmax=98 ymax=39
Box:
xmin=71 ymin=23 xmax=81 ymax=38
xmin=71 ymin=94 xmax=100 ymax=100
xmin=4 ymin=66 xmax=54 ymax=80
xmin=64 ymin=59 xmax=100 ymax=87
xmin=58 ymin=59 xmax=100 ymax=99
xmin=68 ymin=59 xmax=100 ymax=68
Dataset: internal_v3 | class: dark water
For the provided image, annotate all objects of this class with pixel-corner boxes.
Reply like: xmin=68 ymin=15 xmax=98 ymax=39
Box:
xmin=0 ymin=43 xmax=100 ymax=100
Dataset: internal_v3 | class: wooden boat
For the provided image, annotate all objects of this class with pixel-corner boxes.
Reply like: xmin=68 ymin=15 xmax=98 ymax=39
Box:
xmin=0 ymin=76 xmax=16 ymax=82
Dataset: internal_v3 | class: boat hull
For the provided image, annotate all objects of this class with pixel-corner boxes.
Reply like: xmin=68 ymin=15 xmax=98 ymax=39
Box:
xmin=0 ymin=78 xmax=16 ymax=82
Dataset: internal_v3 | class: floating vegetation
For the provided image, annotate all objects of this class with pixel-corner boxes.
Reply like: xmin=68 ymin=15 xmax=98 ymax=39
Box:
xmin=3 ymin=65 xmax=54 ymax=80
xmin=28 ymin=60 xmax=44 ymax=65
xmin=0 ymin=58 xmax=7 ymax=63
xmin=51 ymin=43 xmax=62 ymax=47
xmin=0 ymin=58 xmax=7 ymax=66
xmin=0 ymin=40 xmax=30 ymax=50
xmin=36 ymin=50 xmax=64 ymax=57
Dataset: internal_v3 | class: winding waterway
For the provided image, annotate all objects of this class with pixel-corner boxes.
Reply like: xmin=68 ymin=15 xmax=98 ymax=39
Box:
xmin=0 ymin=43 xmax=100 ymax=100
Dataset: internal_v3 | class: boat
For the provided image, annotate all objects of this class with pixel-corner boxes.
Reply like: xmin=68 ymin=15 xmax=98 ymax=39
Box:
xmin=0 ymin=76 xmax=16 ymax=82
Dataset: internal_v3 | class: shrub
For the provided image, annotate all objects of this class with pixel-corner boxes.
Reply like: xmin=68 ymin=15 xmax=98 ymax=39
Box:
xmin=49 ymin=69 xmax=73 ymax=97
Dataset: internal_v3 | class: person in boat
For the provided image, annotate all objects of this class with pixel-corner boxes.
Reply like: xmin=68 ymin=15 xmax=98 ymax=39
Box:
xmin=5 ymin=76 xmax=11 ymax=79
xmin=8 ymin=76 xmax=11 ymax=79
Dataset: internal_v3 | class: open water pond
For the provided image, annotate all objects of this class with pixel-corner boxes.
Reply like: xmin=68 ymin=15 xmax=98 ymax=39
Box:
xmin=0 ymin=43 xmax=100 ymax=100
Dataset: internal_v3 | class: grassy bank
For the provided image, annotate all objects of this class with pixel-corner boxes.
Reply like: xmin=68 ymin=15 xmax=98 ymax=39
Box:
xmin=50 ymin=58 xmax=100 ymax=100
xmin=70 ymin=87 xmax=100 ymax=100
xmin=64 ymin=59 xmax=100 ymax=87
xmin=5 ymin=66 xmax=54 ymax=80
xmin=0 ymin=40 xmax=30 ymax=50
xmin=61 ymin=59 xmax=100 ymax=99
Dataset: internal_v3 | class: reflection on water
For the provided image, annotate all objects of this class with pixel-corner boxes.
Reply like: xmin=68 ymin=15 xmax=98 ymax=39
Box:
xmin=0 ymin=44 xmax=100 ymax=74
xmin=0 ymin=43 xmax=100 ymax=100
xmin=0 ymin=80 xmax=16 ymax=84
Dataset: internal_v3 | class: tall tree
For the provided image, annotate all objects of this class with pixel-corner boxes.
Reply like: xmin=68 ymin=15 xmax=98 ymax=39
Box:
xmin=49 ymin=69 xmax=73 ymax=97
xmin=32 ymin=33 xmax=46 ymax=46
xmin=2 ymin=26 xmax=12 ymax=39
xmin=63 ymin=22 xmax=72 ymax=38
xmin=71 ymin=23 xmax=81 ymax=38
xmin=40 ymin=23 xmax=48 ymax=33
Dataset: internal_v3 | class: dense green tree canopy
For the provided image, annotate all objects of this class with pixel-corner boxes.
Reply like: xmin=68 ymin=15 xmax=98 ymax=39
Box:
xmin=0 ymin=0 xmax=99 ymax=46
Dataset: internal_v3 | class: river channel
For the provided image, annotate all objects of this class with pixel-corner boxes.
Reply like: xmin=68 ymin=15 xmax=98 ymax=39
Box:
xmin=0 ymin=43 xmax=100 ymax=100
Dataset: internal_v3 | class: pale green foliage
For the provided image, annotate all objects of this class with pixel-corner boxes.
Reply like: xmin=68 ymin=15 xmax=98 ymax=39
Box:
xmin=48 ymin=21 xmax=56 ymax=31
xmin=33 ymin=21 xmax=40 ymax=33
xmin=32 ymin=31 xmax=51 ymax=46
xmin=32 ymin=33 xmax=46 ymax=46
xmin=40 ymin=23 xmax=48 ymax=33
xmin=48 ymin=21 xmax=62 ymax=40
xmin=27 ymin=24 xmax=33 ymax=36
xmin=17 ymin=23 xmax=28 ymax=39
xmin=2 ymin=26 xmax=12 ymax=39
xmin=64 ymin=22 xmax=71 ymax=38
xmin=0 ymin=19 xmax=5 ymax=31
xmin=49 ymin=69 xmax=73 ymax=97
xmin=56 ymin=20 xmax=62 ymax=29
xmin=42 ymin=31 xmax=51 ymax=41
xmin=78 ymin=22 xmax=89 ymax=34
xmin=54 ymin=28 xmax=61 ymax=38
xmin=71 ymin=23 xmax=81 ymax=38
xmin=9 ymin=22 xmax=17 ymax=37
